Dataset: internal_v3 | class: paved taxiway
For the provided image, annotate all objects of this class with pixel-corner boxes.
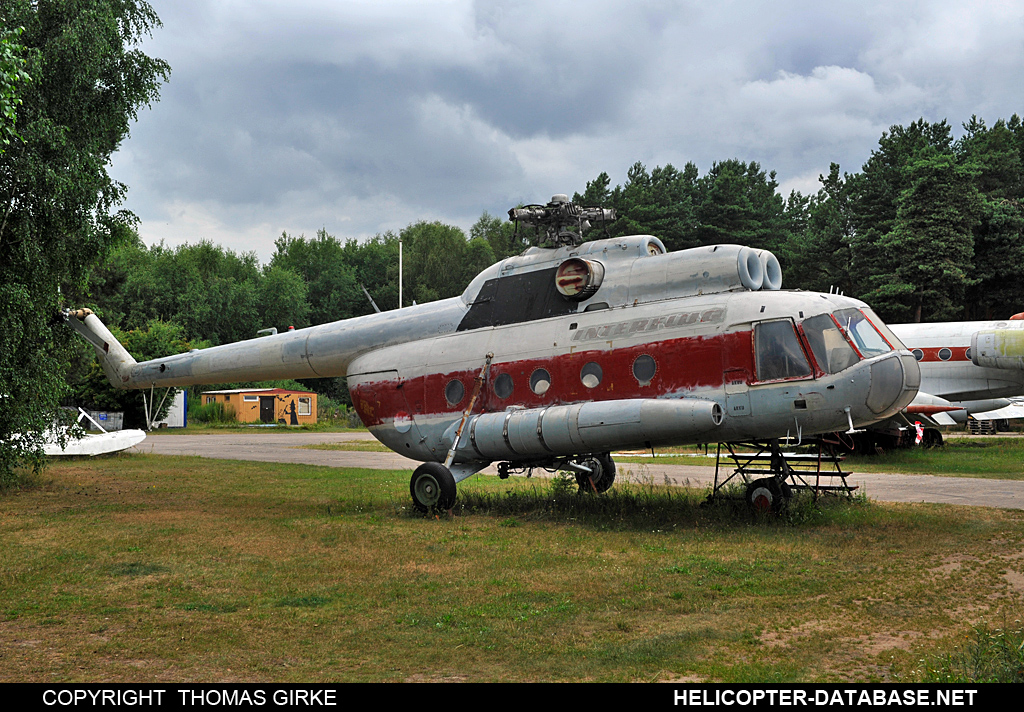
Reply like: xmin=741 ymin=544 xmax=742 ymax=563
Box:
xmin=131 ymin=431 xmax=1024 ymax=511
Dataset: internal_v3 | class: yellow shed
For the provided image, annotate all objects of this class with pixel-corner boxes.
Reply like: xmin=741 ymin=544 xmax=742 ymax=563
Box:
xmin=203 ymin=388 xmax=317 ymax=425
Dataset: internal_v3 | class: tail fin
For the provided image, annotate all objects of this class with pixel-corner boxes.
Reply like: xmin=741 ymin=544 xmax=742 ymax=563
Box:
xmin=65 ymin=309 xmax=137 ymax=389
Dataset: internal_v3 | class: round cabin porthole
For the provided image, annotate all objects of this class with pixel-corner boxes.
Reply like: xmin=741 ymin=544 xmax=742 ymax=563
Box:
xmin=580 ymin=362 xmax=603 ymax=388
xmin=445 ymin=379 xmax=465 ymax=406
xmin=493 ymin=373 xmax=514 ymax=399
xmin=632 ymin=354 xmax=657 ymax=385
xmin=938 ymin=348 xmax=952 ymax=361
xmin=530 ymin=368 xmax=551 ymax=395
xmin=912 ymin=349 xmax=924 ymax=361
xmin=965 ymin=347 xmax=972 ymax=361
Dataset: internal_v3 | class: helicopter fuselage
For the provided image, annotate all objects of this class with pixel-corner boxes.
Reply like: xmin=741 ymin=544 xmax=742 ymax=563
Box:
xmin=69 ymin=233 xmax=920 ymax=491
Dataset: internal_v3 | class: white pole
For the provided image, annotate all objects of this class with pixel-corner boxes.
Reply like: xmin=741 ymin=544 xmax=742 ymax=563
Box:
xmin=399 ymin=239 xmax=403 ymax=309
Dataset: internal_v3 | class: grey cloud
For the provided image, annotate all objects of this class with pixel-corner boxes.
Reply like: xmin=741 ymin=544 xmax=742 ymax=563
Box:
xmin=111 ymin=0 xmax=1024 ymax=260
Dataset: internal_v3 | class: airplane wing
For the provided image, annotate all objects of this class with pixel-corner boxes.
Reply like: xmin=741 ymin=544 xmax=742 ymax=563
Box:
xmin=904 ymin=391 xmax=964 ymax=424
xmin=928 ymin=411 xmax=958 ymax=426
xmin=970 ymin=400 xmax=1024 ymax=421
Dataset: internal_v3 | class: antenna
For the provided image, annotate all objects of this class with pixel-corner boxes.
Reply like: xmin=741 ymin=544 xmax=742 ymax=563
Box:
xmin=360 ymin=284 xmax=381 ymax=313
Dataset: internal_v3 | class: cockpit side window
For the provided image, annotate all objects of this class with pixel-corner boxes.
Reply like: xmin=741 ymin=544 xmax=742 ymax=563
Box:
xmin=801 ymin=314 xmax=861 ymax=374
xmin=754 ymin=319 xmax=813 ymax=382
xmin=833 ymin=308 xmax=893 ymax=358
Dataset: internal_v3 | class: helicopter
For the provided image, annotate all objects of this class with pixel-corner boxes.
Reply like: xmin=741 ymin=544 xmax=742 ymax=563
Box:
xmin=67 ymin=195 xmax=920 ymax=513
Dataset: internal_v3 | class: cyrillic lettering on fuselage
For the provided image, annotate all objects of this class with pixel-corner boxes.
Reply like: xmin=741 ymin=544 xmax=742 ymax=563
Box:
xmin=572 ymin=307 xmax=726 ymax=343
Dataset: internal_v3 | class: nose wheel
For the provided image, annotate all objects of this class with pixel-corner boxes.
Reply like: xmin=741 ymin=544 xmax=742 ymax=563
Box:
xmin=410 ymin=462 xmax=457 ymax=512
xmin=745 ymin=477 xmax=792 ymax=515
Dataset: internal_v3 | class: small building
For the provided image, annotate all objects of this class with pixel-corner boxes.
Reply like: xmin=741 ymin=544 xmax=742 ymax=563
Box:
xmin=203 ymin=388 xmax=317 ymax=425
xmin=153 ymin=389 xmax=188 ymax=428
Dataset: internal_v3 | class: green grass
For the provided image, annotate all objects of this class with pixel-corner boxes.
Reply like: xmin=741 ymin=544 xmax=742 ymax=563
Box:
xmin=905 ymin=622 xmax=1024 ymax=683
xmin=1 ymin=454 xmax=1022 ymax=682
xmin=844 ymin=437 xmax=1024 ymax=479
xmin=615 ymin=436 xmax=1024 ymax=481
xmin=297 ymin=441 xmax=391 ymax=452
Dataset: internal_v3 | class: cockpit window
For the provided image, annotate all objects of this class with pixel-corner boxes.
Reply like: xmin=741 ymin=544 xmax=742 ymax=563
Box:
xmin=801 ymin=314 xmax=861 ymax=374
xmin=833 ymin=308 xmax=893 ymax=358
xmin=754 ymin=319 xmax=813 ymax=382
xmin=861 ymin=307 xmax=907 ymax=351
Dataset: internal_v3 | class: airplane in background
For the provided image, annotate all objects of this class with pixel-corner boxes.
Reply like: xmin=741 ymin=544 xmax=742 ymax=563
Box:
xmin=889 ymin=317 xmax=1024 ymax=438
xmin=66 ymin=195 xmax=920 ymax=514
xmin=42 ymin=408 xmax=146 ymax=457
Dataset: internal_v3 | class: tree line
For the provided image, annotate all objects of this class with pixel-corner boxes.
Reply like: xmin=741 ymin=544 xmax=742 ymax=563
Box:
xmin=83 ymin=113 xmax=1024 ymax=349
xmin=70 ymin=115 xmax=1024 ymax=422
xmin=572 ymin=116 xmax=1024 ymax=324
xmin=2 ymin=2 xmax=1022 ymax=482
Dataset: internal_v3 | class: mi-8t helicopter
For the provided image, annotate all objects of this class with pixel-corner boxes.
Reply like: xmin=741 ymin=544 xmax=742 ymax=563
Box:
xmin=67 ymin=195 xmax=920 ymax=513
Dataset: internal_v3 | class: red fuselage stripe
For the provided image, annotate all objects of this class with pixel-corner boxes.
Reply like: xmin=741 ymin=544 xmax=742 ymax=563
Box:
xmin=912 ymin=347 xmax=971 ymax=363
xmin=351 ymin=330 xmax=756 ymax=427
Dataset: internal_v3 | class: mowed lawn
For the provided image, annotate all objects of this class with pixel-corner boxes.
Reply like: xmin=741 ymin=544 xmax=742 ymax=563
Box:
xmin=1 ymin=453 xmax=1022 ymax=683
xmin=616 ymin=435 xmax=1024 ymax=481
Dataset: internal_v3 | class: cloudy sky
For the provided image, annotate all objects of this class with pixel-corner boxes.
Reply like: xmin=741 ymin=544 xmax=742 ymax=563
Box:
xmin=109 ymin=0 xmax=1024 ymax=263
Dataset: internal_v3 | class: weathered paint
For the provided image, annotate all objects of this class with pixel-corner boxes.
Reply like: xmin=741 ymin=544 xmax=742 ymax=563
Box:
xmin=70 ymin=234 xmax=919 ymax=471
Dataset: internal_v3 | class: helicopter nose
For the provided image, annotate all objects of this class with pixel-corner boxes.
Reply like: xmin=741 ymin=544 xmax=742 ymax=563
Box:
xmin=865 ymin=351 xmax=921 ymax=417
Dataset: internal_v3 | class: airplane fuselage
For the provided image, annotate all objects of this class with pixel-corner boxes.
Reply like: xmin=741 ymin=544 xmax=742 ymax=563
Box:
xmin=891 ymin=320 xmax=1024 ymax=418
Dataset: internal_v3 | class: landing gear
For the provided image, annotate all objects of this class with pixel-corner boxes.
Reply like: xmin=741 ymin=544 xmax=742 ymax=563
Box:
xmin=410 ymin=462 xmax=457 ymax=512
xmin=575 ymin=453 xmax=616 ymax=493
xmin=745 ymin=477 xmax=791 ymax=515
xmin=922 ymin=428 xmax=943 ymax=448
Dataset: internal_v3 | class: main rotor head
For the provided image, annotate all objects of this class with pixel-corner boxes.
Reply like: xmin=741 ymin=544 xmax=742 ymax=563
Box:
xmin=508 ymin=194 xmax=616 ymax=247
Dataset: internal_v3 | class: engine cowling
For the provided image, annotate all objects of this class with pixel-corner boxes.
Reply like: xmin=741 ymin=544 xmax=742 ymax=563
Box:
xmin=971 ymin=329 xmax=1024 ymax=371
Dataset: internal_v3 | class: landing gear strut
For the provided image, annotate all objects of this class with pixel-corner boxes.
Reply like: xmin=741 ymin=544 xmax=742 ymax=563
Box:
xmin=410 ymin=462 xmax=457 ymax=512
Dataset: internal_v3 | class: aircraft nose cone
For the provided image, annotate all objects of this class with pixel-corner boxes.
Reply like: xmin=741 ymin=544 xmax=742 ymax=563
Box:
xmin=866 ymin=352 xmax=920 ymax=416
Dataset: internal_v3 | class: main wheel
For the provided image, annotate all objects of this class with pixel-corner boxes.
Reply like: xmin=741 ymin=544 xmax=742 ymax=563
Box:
xmin=410 ymin=462 xmax=457 ymax=512
xmin=922 ymin=428 xmax=943 ymax=448
xmin=746 ymin=477 xmax=784 ymax=515
xmin=575 ymin=453 xmax=616 ymax=493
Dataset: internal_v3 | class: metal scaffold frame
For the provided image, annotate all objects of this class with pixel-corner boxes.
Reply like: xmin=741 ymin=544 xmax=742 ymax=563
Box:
xmin=710 ymin=438 xmax=857 ymax=508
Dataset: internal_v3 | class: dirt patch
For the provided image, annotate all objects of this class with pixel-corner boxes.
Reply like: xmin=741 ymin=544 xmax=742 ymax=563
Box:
xmin=929 ymin=554 xmax=979 ymax=576
xmin=760 ymin=620 xmax=833 ymax=648
xmin=845 ymin=631 xmax=923 ymax=655
xmin=1003 ymin=569 xmax=1024 ymax=594
xmin=404 ymin=673 xmax=468 ymax=682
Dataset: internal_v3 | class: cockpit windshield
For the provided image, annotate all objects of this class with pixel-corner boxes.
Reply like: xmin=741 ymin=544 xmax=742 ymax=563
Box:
xmin=833 ymin=308 xmax=893 ymax=358
xmin=756 ymin=309 xmax=898 ymax=382
xmin=801 ymin=314 xmax=860 ymax=374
